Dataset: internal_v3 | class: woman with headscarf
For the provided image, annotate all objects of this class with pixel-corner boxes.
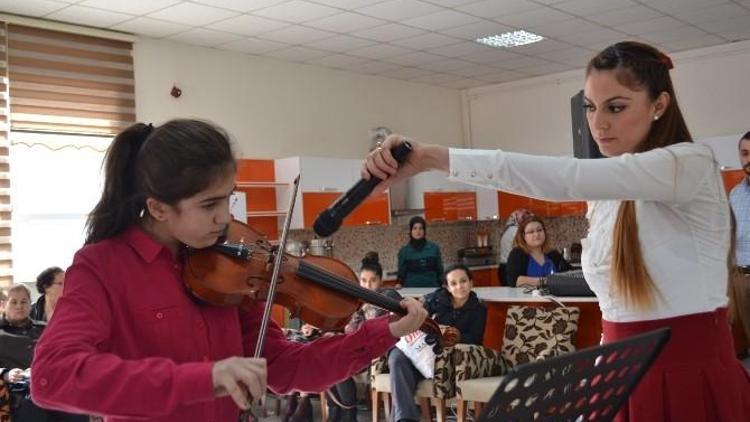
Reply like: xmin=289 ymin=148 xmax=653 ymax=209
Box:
xmin=397 ymin=216 xmax=443 ymax=288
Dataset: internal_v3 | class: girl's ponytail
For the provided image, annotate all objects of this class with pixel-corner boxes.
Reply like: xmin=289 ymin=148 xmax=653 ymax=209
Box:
xmin=85 ymin=123 xmax=151 ymax=244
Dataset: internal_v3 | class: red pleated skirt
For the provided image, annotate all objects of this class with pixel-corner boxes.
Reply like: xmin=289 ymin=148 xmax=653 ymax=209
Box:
xmin=602 ymin=308 xmax=750 ymax=422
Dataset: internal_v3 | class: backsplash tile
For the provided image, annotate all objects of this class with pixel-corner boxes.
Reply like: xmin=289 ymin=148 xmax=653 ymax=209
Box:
xmin=287 ymin=215 xmax=588 ymax=278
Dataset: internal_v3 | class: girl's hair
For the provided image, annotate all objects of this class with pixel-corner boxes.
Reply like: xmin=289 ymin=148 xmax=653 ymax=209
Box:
xmin=36 ymin=266 xmax=63 ymax=294
xmin=86 ymin=119 xmax=236 ymax=244
xmin=513 ymin=216 xmax=549 ymax=254
xmin=587 ymin=41 xmax=692 ymax=310
xmin=360 ymin=251 xmax=383 ymax=279
xmin=442 ymin=264 xmax=472 ymax=285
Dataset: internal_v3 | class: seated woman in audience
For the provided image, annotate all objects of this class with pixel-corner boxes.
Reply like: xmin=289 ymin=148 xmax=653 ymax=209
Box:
xmin=30 ymin=267 xmax=65 ymax=322
xmin=0 ymin=285 xmax=86 ymax=422
xmin=389 ymin=264 xmax=487 ymax=422
xmin=497 ymin=208 xmax=533 ymax=285
xmin=506 ymin=216 xmax=572 ymax=288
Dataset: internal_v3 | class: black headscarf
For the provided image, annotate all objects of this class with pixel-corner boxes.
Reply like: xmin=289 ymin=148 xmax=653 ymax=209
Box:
xmin=409 ymin=216 xmax=427 ymax=251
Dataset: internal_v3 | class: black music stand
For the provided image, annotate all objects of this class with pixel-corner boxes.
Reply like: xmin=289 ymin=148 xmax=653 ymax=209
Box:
xmin=478 ymin=327 xmax=671 ymax=422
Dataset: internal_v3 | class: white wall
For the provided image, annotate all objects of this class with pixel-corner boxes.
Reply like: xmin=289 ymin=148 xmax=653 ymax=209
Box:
xmin=466 ymin=40 xmax=750 ymax=163
xmin=133 ymin=38 xmax=464 ymax=159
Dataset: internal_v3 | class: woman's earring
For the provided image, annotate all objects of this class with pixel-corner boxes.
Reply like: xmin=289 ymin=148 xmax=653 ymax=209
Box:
xmin=654 ymin=115 xmax=660 ymax=121
xmin=139 ymin=208 xmax=145 ymax=218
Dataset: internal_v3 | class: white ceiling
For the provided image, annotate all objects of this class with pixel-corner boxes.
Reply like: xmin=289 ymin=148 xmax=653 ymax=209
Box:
xmin=2 ymin=0 xmax=750 ymax=89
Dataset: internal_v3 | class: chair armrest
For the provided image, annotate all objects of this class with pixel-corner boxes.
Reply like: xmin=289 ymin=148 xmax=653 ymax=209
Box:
xmin=0 ymin=377 xmax=10 ymax=418
xmin=370 ymin=354 xmax=389 ymax=384
xmin=453 ymin=343 xmax=508 ymax=382
xmin=431 ymin=346 xmax=455 ymax=398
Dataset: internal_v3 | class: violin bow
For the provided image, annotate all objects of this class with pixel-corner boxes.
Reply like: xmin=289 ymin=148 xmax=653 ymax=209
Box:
xmin=239 ymin=175 xmax=300 ymax=422
xmin=254 ymin=173 xmax=301 ymax=357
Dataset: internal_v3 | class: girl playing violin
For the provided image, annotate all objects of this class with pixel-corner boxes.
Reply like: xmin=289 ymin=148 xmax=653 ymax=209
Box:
xmin=30 ymin=119 xmax=428 ymax=422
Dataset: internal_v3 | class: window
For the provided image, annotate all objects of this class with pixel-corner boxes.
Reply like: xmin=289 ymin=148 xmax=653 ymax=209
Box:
xmin=10 ymin=131 xmax=107 ymax=283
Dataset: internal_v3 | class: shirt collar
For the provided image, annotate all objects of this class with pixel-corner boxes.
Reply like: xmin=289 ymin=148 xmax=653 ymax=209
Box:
xmin=121 ymin=225 xmax=169 ymax=264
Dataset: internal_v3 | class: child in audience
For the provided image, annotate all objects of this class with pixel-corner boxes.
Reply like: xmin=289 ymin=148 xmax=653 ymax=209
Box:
xmin=389 ymin=264 xmax=486 ymax=422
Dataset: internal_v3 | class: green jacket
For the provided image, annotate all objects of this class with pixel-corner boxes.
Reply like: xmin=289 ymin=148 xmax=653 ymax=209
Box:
xmin=397 ymin=240 xmax=444 ymax=288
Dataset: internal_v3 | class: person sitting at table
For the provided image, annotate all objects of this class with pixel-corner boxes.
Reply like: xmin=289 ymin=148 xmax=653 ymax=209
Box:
xmin=389 ymin=264 xmax=486 ymax=422
xmin=506 ymin=216 xmax=572 ymax=288
xmin=498 ymin=208 xmax=533 ymax=286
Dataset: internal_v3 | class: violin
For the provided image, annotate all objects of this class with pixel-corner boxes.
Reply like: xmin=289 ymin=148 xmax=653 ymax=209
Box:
xmin=182 ymin=219 xmax=446 ymax=352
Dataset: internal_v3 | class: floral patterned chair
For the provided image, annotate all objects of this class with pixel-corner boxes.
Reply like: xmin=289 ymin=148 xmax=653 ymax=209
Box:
xmin=0 ymin=377 xmax=9 ymax=422
xmin=370 ymin=345 xmax=456 ymax=422
xmin=453 ymin=305 xmax=580 ymax=422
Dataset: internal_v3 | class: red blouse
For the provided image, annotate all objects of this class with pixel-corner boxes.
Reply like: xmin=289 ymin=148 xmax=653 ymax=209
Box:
xmin=31 ymin=226 xmax=396 ymax=422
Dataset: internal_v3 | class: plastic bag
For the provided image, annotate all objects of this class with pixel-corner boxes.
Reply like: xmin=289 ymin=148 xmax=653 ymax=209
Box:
xmin=395 ymin=330 xmax=436 ymax=378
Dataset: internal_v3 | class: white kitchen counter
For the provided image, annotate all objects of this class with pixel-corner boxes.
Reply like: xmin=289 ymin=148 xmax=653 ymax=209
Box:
xmin=383 ymin=263 xmax=498 ymax=280
xmin=399 ymin=286 xmax=599 ymax=303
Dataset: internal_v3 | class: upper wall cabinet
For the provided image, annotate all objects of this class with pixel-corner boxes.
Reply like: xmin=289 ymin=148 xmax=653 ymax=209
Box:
xmin=275 ymin=156 xmax=390 ymax=231
xmin=235 ymin=159 xmax=288 ymax=240
xmin=497 ymin=192 xmax=586 ymax=219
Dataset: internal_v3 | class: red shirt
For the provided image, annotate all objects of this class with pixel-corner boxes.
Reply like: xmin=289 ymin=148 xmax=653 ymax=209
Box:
xmin=31 ymin=226 xmax=396 ymax=422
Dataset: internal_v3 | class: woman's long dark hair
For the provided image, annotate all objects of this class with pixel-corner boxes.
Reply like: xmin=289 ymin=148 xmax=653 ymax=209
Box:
xmin=85 ymin=119 xmax=235 ymax=244
xmin=587 ymin=42 xmax=692 ymax=310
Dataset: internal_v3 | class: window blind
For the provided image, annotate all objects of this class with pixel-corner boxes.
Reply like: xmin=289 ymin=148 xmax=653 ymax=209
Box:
xmin=7 ymin=24 xmax=134 ymax=136
xmin=0 ymin=22 xmax=12 ymax=286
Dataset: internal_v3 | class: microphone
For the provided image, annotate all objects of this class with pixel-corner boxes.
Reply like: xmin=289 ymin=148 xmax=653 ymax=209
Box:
xmin=313 ymin=141 xmax=413 ymax=238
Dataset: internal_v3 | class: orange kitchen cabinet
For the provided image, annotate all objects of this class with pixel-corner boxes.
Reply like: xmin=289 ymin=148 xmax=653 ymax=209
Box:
xmin=302 ymin=192 xmax=340 ymax=228
xmin=498 ymin=191 xmax=586 ymax=218
xmin=424 ymin=192 xmax=477 ymax=222
xmin=347 ymin=192 xmax=391 ymax=227
xmin=471 ymin=268 xmax=499 ymax=287
xmin=498 ymin=192 xmax=532 ymax=219
xmin=302 ymin=192 xmax=391 ymax=229
xmin=235 ymin=159 xmax=282 ymax=241
xmin=558 ymin=201 xmax=588 ymax=216
xmin=235 ymin=158 xmax=285 ymax=326
xmin=722 ymin=169 xmax=745 ymax=194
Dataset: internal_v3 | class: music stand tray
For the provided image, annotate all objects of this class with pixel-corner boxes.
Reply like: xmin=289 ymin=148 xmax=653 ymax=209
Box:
xmin=478 ymin=327 xmax=671 ymax=422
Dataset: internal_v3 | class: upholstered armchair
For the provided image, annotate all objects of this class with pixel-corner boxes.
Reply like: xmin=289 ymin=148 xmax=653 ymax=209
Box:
xmin=453 ymin=305 xmax=580 ymax=422
xmin=370 ymin=345 xmax=456 ymax=422
xmin=0 ymin=377 xmax=10 ymax=422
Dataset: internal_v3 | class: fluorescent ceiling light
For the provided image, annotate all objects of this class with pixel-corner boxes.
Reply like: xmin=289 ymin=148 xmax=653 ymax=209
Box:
xmin=475 ymin=30 xmax=544 ymax=48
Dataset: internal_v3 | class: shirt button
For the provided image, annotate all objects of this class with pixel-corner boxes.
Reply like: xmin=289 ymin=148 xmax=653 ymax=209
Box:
xmin=40 ymin=378 xmax=48 ymax=386
xmin=203 ymin=355 xmax=209 ymax=361
xmin=451 ymin=170 xmax=458 ymax=177
xmin=156 ymin=312 xmax=164 ymax=320
xmin=470 ymin=170 xmax=477 ymax=177
xmin=487 ymin=173 xmax=494 ymax=179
